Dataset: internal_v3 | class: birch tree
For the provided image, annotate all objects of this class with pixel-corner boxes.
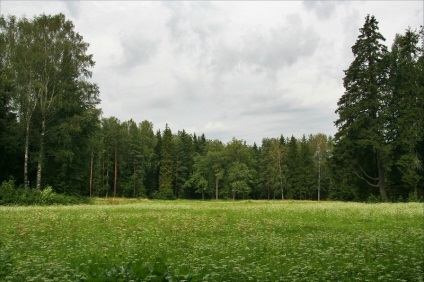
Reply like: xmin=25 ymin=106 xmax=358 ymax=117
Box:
xmin=1 ymin=14 xmax=97 ymax=189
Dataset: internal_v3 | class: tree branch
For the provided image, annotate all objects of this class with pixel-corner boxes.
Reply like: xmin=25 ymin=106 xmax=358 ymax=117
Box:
xmin=357 ymin=162 xmax=379 ymax=181
xmin=354 ymin=171 xmax=379 ymax=188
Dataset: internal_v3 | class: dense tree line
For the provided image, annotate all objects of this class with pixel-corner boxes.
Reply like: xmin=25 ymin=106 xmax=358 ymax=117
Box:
xmin=0 ymin=14 xmax=422 ymax=202
xmin=86 ymin=118 xmax=334 ymax=200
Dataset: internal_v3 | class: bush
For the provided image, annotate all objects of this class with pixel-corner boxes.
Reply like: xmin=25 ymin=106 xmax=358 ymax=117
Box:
xmin=366 ymin=194 xmax=381 ymax=203
xmin=151 ymin=190 xmax=175 ymax=200
xmin=407 ymin=192 xmax=423 ymax=202
xmin=0 ymin=181 xmax=90 ymax=206
xmin=18 ymin=188 xmax=41 ymax=205
xmin=0 ymin=180 xmax=16 ymax=205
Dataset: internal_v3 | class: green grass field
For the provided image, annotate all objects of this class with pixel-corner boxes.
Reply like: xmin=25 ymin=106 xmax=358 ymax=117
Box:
xmin=0 ymin=200 xmax=423 ymax=281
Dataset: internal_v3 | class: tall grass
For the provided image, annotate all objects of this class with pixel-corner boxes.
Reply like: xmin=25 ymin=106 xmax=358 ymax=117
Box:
xmin=0 ymin=200 xmax=422 ymax=281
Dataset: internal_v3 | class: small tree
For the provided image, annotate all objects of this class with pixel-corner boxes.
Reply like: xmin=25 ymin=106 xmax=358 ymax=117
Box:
xmin=228 ymin=161 xmax=251 ymax=200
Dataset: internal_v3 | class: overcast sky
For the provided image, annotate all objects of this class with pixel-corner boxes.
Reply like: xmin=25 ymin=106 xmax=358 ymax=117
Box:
xmin=1 ymin=1 xmax=422 ymax=144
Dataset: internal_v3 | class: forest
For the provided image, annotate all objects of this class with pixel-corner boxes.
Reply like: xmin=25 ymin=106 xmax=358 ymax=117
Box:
xmin=0 ymin=14 xmax=423 ymax=203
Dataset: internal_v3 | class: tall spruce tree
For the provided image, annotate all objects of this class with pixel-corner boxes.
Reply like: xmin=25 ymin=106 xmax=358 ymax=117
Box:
xmin=388 ymin=28 xmax=424 ymax=199
xmin=158 ymin=124 xmax=174 ymax=199
xmin=335 ymin=15 xmax=390 ymax=201
xmin=298 ymin=135 xmax=314 ymax=199
xmin=139 ymin=120 xmax=157 ymax=197
xmin=286 ymin=136 xmax=300 ymax=199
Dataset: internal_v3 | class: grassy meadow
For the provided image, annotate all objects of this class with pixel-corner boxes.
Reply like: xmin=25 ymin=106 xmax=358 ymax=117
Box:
xmin=0 ymin=200 xmax=423 ymax=281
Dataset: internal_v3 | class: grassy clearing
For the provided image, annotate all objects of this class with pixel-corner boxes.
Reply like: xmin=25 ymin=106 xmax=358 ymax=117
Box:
xmin=0 ymin=200 xmax=423 ymax=281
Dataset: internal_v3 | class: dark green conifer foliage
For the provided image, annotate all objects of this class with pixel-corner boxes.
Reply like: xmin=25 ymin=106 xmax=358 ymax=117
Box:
xmin=335 ymin=15 xmax=390 ymax=201
xmin=158 ymin=124 xmax=174 ymax=199
xmin=139 ymin=121 xmax=157 ymax=197
xmin=0 ymin=53 xmax=21 ymax=183
xmin=298 ymin=135 xmax=314 ymax=199
xmin=286 ymin=136 xmax=300 ymax=199
xmin=387 ymin=28 xmax=424 ymax=199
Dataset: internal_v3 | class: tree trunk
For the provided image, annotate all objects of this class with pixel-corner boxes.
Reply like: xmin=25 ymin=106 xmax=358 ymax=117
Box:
xmin=36 ymin=117 xmax=46 ymax=190
xmin=202 ymin=191 xmax=205 ymax=200
xmin=133 ymin=158 xmax=136 ymax=197
xmin=414 ymin=152 xmax=419 ymax=199
xmin=318 ymin=160 xmax=321 ymax=201
xmin=89 ymin=150 xmax=93 ymax=197
xmin=174 ymin=172 xmax=178 ymax=198
xmin=24 ymin=121 xmax=30 ymax=188
xmin=278 ymin=151 xmax=284 ymax=200
xmin=215 ymin=176 xmax=219 ymax=200
xmin=414 ymin=184 xmax=418 ymax=199
xmin=106 ymin=156 xmax=109 ymax=198
xmin=376 ymin=150 xmax=389 ymax=202
xmin=102 ymin=155 xmax=106 ymax=197
xmin=114 ymin=144 xmax=118 ymax=197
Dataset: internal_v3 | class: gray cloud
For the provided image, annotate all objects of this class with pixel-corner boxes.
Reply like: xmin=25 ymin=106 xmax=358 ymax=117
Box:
xmin=64 ymin=1 xmax=80 ymax=18
xmin=148 ymin=97 xmax=174 ymax=110
xmin=119 ymin=35 xmax=159 ymax=70
xmin=212 ymin=14 xmax=320 ymax=77
xmin=163 ymin=1 xmax=227 ymax=54
xmin=172 ymin=73 xmax=206 ymax=101
xmin=244 ymin=15 xmax=319 ymax=69
xmin=302 ymin=0 xmax=346 ymax=20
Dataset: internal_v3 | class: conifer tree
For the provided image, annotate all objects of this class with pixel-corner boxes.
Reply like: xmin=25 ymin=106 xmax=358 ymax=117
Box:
xmin=335 ymin=15 xmax=390 ymax=201
xmin=387 ymin=28 xmax=424 ymax=198
xmin=286 ymin=136 xmax=300 ymax=199
xmin=158 ymin=124 xmax=174 ymax=199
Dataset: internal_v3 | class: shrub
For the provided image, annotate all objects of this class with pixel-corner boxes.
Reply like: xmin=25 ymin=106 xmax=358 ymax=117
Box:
xmin=151 ymin=190 xmax=175 ymax=200
xmin=0 ymin=180 xmax=16 ymax=205
xmin=0 ymin=181 xmax=90 ymax=206
xmin=366 ymin=194 xmax=381 ymax=203
xmin=407 ymin=192 xmax=423 ymax=202
xmin=18 ymin=188 xmax=41 ymax=205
